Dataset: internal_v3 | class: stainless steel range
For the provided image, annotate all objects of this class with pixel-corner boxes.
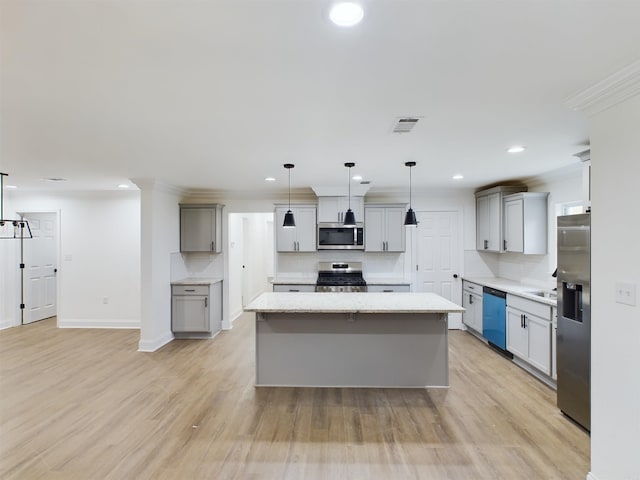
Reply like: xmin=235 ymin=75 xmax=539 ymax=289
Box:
xmin=315 ymin=262 xmax=367 ymax=292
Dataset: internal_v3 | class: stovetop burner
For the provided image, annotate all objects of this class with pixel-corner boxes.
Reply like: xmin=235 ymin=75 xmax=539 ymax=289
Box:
xmin=315 ymin=262 xmax=367 ymax=292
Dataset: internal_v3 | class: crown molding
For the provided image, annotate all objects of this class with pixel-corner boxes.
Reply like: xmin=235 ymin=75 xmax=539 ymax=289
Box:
xmin=565 ymin=59 xmax=640 ymax=116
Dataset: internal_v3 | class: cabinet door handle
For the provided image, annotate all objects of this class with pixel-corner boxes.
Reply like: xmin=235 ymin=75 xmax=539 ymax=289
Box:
xmin=469 ymin=294 xmax=473 ymax=304
xmin=205 ymin=297 xmax=208 ymax=308
xmin=184 ymin=289 xmax=195 ymax=292
xmin=484 ymin=240 xmax=488 ymax=250
xmin=523 ymin=315 xmax=527 ymax=328
xmin=383 ymin=289 xmax=393 ymax=292
xmin=289 ymin=289 xmax=300 ymax=292
xmin=520 ymin=314 xmax=524 ymax=328
xmin=503 ymin=240 xmax=507 ymax=251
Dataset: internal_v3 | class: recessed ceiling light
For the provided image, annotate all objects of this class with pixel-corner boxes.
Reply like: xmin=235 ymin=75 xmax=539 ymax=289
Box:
xmin=507 ymin=145 xmax=526 ymax=153
xmin=118 ymin=184 xmax=129 ymax=188
xmin=264 ymin=177 xmax=276 ymax=182
xmin=352 ymin=175 xmax=363 ymax=181
xmin=452 ymin=174 xmax=464 ymax=180
xmin=5 ymin=184 xmax=17 ymax=189
xmin=44 ymin=177 xmax=68 ymax=182
xmin=329 ymin=2 xmax=364 ymax=27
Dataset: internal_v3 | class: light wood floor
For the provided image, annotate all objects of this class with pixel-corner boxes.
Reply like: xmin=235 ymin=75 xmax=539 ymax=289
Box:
xmin=0 ymin=314 xmax=589 ymax=479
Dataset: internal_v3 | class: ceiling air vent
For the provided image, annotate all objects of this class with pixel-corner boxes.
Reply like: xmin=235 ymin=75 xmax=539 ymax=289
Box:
xmin=391 ymin=116 xmax=422 ymax=134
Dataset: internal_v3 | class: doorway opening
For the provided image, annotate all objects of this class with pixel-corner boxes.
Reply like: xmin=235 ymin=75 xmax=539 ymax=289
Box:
xmin=227 ymin=213 xmax=274 ymax=321
xmin=18 ymin=211 xmax=59 ymax=325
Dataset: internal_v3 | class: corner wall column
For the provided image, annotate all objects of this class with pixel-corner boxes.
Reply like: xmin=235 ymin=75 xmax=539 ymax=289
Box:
xmin=132 ymin=179 xmax=181 ymax=351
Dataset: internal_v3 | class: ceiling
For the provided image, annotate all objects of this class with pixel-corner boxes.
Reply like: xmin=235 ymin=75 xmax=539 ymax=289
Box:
xmin=2 ymin=0 xmax=639 ymax=195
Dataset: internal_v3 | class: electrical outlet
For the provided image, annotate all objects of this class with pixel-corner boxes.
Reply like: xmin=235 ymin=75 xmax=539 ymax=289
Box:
xmin=615 ymin=282 xmax=636 ymax=306
xmin=102 ymin=297 xmax=109 ymax=305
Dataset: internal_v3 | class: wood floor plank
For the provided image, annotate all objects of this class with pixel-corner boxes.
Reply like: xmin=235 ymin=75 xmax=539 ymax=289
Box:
xmin=0 ymin=313 xmax=589 ymax=479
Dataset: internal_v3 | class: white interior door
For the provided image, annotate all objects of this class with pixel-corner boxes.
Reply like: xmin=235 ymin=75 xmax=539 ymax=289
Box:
xmin=414 ymin=210 xmax=463 ymax=329
xmin=22 ymin=212 xmax=57 ymax=324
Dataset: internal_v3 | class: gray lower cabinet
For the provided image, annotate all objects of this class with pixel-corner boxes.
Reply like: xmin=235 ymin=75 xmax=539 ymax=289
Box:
xmin=367 ymin=284 xmax=410 ymax=293
xmin=506 ymin=294 xmax=552 ymax=375
xmin=462 ymin=280 xmax=483 ymax=333
xmin=272 ymin=284 xmax=316 ymax=292
xmin=172 ymin=282 xmax=222 ymax=337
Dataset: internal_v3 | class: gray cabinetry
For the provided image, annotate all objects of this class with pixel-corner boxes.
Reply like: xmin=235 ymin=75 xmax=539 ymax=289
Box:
xmin=275 ymin=205 xmax=317 ymax=252
xmin=172 ymin=282 xmax=222 ymax=337
xmin=272 ymin=284 xmax=317 ymax=292
xmin=317 ymin=196 xmax=364 ymax=223
xmin=462 ymin=281 xmax=483 ymax=333
xmin=503 ymin=192 xmax=549 ymax=254
xmin=506 ymin=294 xmax=552 ymax=375
xmin=364 ymin=204 xmax=406 ymax=252
xmin=367 ymin=284 xmax=411 ymax=293
xmin=180 ymin=204 xmax=223 ymax=253
xmin=475 ymin=186 xmax=526 ymax=252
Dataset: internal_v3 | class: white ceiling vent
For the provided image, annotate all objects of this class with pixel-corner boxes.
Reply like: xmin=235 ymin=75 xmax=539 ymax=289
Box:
xmin=391 ymin=116 xmax=422 ymax=134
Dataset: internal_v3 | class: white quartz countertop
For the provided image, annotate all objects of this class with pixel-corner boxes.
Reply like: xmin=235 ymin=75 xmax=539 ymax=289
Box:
xmin=463 ymin=276 xmax=557 ymax=306
xmin=245 ymin=292 xmax=464 ymax=314
xmin=171 ymin=277 xmax=223 ymax=285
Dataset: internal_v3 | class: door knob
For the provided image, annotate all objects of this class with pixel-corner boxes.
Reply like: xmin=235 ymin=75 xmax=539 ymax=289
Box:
xmin=453 ymin=274 xmax=458 ymax=279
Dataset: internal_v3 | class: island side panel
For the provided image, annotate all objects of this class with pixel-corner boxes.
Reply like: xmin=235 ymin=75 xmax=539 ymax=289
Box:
xmin=255 ymin=311 xmax=449 ymax=388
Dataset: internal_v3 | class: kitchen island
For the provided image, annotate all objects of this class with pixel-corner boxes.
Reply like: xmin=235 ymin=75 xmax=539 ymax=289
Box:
xmin=244 ymin=292 xmax=464 ymax=388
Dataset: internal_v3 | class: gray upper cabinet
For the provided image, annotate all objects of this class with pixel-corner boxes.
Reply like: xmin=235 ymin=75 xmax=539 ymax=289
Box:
xmin=503 ymin=192 xmax=549 ymax=254
xmin=180 ymin=204 xmax=223 ymax=253
xmin=317 ymin=196 xmax=364 ymax=223
xmin=475 ymin=186 xmax=526 ymax=252
xmin=365 ymin=204 xmax=406 ymax=252
xmin=275 ymin=205 xmax=317 ymax=252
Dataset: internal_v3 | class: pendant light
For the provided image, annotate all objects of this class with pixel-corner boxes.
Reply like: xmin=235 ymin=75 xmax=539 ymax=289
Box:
xmin=343 ymin=162 xmax=356 ymax=227
xmin=282 ymin=164 xmax=296 ymax=228
xmin=0 ymin=172 xmax=32 ymax=239
xmin=404 ymin=161 xmax=418 ymax=226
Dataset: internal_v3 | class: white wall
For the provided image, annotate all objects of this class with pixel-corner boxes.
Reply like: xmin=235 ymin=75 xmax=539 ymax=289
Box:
xmin=589 ymin=94 xmax=640 ymax=480
xmin=1 ymin=190 xmax=140 ymax=328
xmin=0 ymin=193 xmax=21 ymax=328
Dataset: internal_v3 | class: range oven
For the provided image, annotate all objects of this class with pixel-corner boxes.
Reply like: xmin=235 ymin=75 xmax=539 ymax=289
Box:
xmin=315 ymin=262 xmax=367 ymax=292
xmin=317 ymin=223 xmax=364 ymax=250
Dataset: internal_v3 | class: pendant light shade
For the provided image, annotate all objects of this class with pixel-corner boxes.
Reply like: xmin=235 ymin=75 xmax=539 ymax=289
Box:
xmin=343 ymin=162 xmax=356 ymax=227
xmin=404 ymin=161 xmax=418 ymax=226
xmin=0 ymin=172 xmax=32 ymax=239
xmin=283 ymin=164 xmax=296 ymax=228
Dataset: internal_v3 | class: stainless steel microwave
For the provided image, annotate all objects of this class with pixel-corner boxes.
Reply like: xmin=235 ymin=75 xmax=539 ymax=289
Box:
xmin=317 ymin=223 xmax=364 ymax=250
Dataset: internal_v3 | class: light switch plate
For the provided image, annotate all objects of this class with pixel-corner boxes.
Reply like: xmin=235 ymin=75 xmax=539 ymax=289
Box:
xmin=615 ymin=282 xmax=637 ymax=306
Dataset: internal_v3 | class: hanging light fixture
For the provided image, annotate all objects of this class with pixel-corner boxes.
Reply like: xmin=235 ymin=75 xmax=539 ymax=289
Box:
xmin=282 ymin=164 xmax=296 ymax=228
xmin=0 ymin=172 xmax=32 ymax=239
xmin=343 ymin=162 xmax=356 ymax=227
xmin=404 ymin=161 xmax=418 ymax=226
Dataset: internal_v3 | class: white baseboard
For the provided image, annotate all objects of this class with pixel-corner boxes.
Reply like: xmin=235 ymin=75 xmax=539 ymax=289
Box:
xmin=224 ymin=307 xmax=245 ymax=330
xmin=58 ymin=318 xmax=140 ymax=329
xmin=138 ymin=331 xmax=174 ymax=352
xmin=586 ymin=473 xmax=599 ymax=480
xmin=0 ymin=320 xmax=15 ymax=330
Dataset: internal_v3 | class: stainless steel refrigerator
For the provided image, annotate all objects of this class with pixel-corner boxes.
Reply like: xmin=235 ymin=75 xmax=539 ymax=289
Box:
xmin=557 ymin=213 xmax=591 ymax=431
